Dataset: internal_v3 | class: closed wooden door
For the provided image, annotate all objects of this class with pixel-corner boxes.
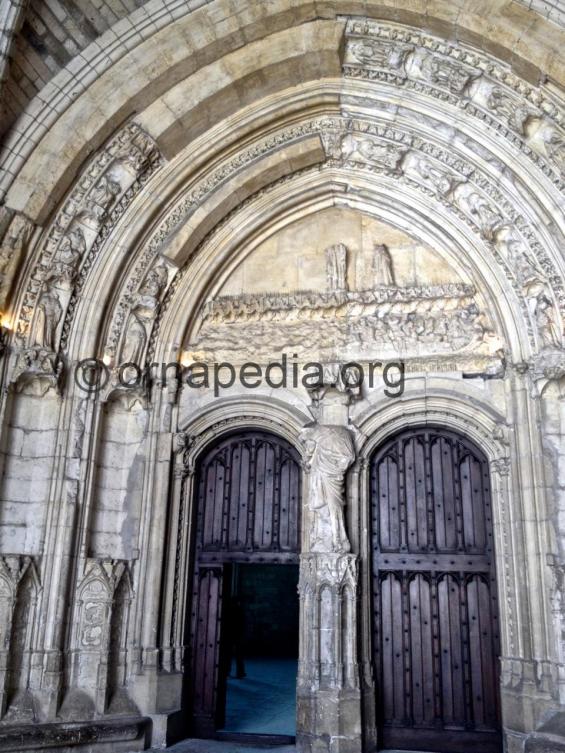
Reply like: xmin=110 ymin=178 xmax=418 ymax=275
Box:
xmin=370 ymin=428 xmax=501 ymax=753
xmin=188 ymin=430 xmax=301 ymax=736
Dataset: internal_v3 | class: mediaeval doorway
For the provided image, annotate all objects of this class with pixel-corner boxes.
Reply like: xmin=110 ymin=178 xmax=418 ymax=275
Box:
xmin=369 ymin=427 xmax=502 ymax=753
xmin=185 ymin=430 xmax=302 ymax=740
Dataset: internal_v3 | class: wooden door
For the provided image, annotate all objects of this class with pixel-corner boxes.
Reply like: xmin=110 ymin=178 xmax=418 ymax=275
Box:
xmin=187 ymin=430 xmax=301 ymax=736
xmin=370 ymin=427 xmax=501 ymax=753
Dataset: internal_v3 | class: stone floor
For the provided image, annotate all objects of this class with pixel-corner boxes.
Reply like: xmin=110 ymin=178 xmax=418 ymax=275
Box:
xmin=222 ymin=657 xmax=297 ymax=736
xmin=135 ymin=657 xmax=436 ymax=753
xmin=135 ymin=744 xmax=437 ymax=753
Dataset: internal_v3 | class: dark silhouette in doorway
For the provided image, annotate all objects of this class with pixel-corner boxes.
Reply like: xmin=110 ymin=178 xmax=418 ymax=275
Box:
xmin=228 ymin=597 xmax=246 ymax=679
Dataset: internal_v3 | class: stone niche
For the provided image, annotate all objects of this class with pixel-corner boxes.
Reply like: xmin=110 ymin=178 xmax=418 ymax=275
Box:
xmin=187 ymin=207 xmax=503 ymax=370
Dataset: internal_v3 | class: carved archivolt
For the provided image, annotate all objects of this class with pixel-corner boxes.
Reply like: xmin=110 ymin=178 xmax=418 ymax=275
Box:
xmin=13 ymin=122 xmax=162 ymax=351
xmin=140 ymin=109 xmax=562 ymax=369
xmin=343 ymin=19 xmax=565 ymax=186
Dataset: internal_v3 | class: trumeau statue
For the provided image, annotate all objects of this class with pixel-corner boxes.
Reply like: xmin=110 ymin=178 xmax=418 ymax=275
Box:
xmin=300 ymin=424 xmax=356 ymax=553
xmin=373 ymin=243 xmax=395 ymax=286
xmin=325 ymin=243 xmax=348 ymax=292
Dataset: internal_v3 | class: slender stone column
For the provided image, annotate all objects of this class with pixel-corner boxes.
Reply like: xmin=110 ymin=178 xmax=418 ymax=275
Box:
xmin=297 ymin=385 xmax=362 ymax=753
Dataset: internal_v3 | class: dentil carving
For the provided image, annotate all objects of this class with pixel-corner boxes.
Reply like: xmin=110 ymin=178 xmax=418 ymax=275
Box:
xmin=300 ymin=424 xmax=356 ymax=553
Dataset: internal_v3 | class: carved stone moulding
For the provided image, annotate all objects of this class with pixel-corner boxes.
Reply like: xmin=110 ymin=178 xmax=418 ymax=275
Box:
xmin=143 ymin=120 xmax=561 ymax=371
xmin=323 ymin=117 xmax=564 ymax=339
xmin=342 ymin=18 xmax=565 ymax=185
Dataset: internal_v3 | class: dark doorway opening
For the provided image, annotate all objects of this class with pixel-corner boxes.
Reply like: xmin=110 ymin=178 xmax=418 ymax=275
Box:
xmin=218 ymin=563 xmax=299 ymax=741
xmin=182 ymin=430 xmax=302 ymax=744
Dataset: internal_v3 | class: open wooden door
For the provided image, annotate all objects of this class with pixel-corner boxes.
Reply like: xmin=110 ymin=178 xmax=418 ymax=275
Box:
xmin=186 ymin=430 xmax=301 ymax=737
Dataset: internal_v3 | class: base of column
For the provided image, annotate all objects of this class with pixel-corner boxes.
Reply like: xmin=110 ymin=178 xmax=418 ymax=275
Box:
xmin=297 ymin=686 xmax=362 ymax=753
xmin=0 ymin=716 xmax=151 ymax=753
xmin=525 ymin=712 xmax=565 ymax=752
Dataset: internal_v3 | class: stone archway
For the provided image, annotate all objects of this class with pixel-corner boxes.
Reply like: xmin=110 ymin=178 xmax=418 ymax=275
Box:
xmin=0 ymin=4 xmax=564 ymax=753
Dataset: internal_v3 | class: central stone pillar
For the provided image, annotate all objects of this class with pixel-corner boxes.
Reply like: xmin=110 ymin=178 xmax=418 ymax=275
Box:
xmin=296 ymin=383 xmax=362 ymax=753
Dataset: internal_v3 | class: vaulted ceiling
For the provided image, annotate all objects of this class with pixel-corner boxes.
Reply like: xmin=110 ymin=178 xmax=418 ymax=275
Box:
xmin=1 ymin=0 xmax=150 ymax=134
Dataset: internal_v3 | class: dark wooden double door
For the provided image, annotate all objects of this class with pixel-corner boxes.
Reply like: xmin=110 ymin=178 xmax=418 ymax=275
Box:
xmin=186 ymin=426 xmax=502 ymax=750
xmin=370 ymin=427 xmax=502 ymax=752
xmin=187 ymin=430 xmax=301 ymax=737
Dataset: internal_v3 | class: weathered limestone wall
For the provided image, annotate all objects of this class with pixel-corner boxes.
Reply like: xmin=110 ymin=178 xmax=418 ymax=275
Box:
xmin=0 ymin=391 xmax=60 ymax=553
xmin=90 ymin=399 xmax=149 ymax=560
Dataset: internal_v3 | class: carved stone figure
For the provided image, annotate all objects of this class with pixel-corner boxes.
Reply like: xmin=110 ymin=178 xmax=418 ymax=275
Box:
xmin=341 ymin=133 xmax=406 ymax=171
xmin=57 ymin=226 xmax=86 ymax=267
xmin=118 ymin=263 xmax=169 ymax=364
xmin=50 ymin=226 xmax=86 ymax=284
xmin=115 ymin=129 xmax=160 ymax=173
xmin=120 ymin=312 xmax=147 ymax=365
xmin=348 ymin=39 xmax=412 ymax=75
xmin=139 ymin=263 xmax=168 ymax=301
xmin=373 ymin=243 xmax=395 ymax=286
xmin=0 ymin=211 xmax=34 ymax=308
xmin=458 ymin=190 xmax=504 ymax=240
xmin=487 ymin=88 xmax=534 ymax=135
xmin=504 ymin=235 xmax=539 ymax=284
xmin=30 ymin=285 xmax=62 ymax=350
xmin=545 ymin=131 xmax=565 ymax=175
xmin=536 ymin=294 xmax=561 ymax=348
xmin=409 ymin=156 xmax=462 ymax=196
xmin=325 ymin=244 xmax=348 ymax=292
xmin=87 ymin=175 xmax=121 ymax=220
xmin=422 ymin=55 xmax=479 ymax=94
xmin=300 ymin=424 xmax=356 ymax=553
